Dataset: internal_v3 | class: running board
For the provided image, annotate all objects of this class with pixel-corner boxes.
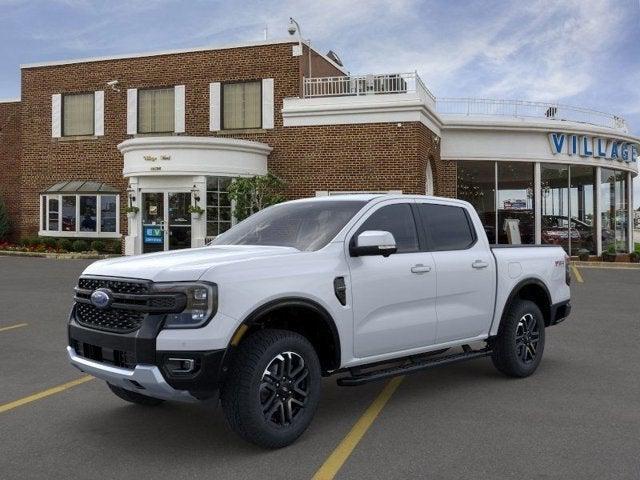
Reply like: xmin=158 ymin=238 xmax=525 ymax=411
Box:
xmin=336 ymin=348 xmax=492 ymax=387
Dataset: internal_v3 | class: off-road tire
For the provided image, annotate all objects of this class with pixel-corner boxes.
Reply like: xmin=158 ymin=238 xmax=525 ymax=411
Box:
xmin=221 ymin=329 xmax=321 ymax=449
xmin=107 ymin=382 xmax=165 ymax=406
xmin=491 ymin=299 xmax=545 ymax=378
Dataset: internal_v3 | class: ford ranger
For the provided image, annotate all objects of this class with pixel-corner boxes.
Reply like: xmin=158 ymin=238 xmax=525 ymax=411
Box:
xmin=67 ymin=194 xmax=571 ymax=448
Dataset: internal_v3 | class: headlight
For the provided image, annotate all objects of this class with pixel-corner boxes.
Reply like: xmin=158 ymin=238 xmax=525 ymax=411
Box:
xmin=152 ymin=282 xmax=218 ymax=328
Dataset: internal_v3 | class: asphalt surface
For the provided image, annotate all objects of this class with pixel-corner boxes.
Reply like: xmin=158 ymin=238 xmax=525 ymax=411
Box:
xmin=0 ymin=256 xmax=639 ymax=479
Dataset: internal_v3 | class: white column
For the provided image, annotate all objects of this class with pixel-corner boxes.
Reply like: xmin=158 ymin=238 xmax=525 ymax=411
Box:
xmin=595 ymin=167 xmax=602 ymax=256
xmin=191 ymin=175 xmax=207 ymax=248
xmin=125 ymin=177 xmax=140 ymax=256
xmin=534 ymin=162 xmax=541 ymax=244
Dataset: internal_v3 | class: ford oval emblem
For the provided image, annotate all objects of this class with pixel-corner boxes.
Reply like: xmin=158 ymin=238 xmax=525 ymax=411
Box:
xmin=90 ymin=288 xmax=113 ymax=309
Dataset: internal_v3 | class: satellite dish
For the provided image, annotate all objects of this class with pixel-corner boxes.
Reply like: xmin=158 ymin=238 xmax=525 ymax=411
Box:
xmin=326 ymin=50 xmax=343 ymax=67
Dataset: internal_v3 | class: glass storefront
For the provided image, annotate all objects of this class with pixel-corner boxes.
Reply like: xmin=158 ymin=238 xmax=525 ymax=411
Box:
xmin=456 ymin=161 xmax=496 ymax=243
xmin=457 ymin=160 xmax=631 ymax=254
xmin=601 ymin=168 xmax=629 ymax=253
xmin=206 ymin=176 xmax=233 ymax=237
xmin=497 ymin=162 xmax=535 ymax=245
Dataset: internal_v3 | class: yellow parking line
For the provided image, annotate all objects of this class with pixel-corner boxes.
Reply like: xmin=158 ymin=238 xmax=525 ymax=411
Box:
xmin=0 ymin=376 xmax=93 ymax=414
xmin=0 ymin=323 xmax=28 ymax=333
xmin=571 ymin=264 xmax=584 ymax=283
xmin=312 ymin=376 xmax=404 ymax=480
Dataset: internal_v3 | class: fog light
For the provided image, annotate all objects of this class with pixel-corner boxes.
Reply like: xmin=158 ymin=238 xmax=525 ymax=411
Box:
xmin=165 ymin=358 xmax=196 ymax=374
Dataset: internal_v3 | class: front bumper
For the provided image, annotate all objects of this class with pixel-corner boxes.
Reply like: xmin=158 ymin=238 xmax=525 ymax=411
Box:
xmin=68 ymin=306 xmax=228 ymax=401
xmin=67 ymin=346 xmax=198 ymax=402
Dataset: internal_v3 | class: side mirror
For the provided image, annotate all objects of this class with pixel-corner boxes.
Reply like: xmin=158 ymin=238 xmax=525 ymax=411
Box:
xmin=350 ymin=230 xmax=397 ymax=257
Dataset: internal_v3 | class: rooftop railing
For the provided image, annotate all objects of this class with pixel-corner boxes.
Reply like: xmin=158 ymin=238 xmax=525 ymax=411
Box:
xmin=301 ymin=73 xmax=628 ymax=132
xmin=436 ymin=97 xmax=628 ymax=132
xmin=302 ymin=72 xmax=436 ymax=106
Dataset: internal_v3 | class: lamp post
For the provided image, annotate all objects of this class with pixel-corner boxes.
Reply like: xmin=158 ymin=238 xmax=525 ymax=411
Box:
xmin=288 ymin=17 xmax=312 ymax=78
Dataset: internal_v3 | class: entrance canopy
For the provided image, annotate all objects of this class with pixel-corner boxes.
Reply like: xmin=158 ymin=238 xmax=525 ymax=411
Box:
xmin=42 ymin=180 xmax=119 ymax=194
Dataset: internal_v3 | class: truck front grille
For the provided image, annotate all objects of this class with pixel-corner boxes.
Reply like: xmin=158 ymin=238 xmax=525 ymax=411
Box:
xmin=73 ymin=276 xmax=186 ymax=334
xmin=75 ymin=302 xmax=144 ymax=333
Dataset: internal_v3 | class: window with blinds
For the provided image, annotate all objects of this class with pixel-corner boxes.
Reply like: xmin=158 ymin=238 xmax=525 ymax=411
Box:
xmin=63 ymin=93 xmax=94 ymax=136
xmin=222 ymin=81 xmax=261 ymax=130
xmin=138 ymin=88 xmax=175 ymax=133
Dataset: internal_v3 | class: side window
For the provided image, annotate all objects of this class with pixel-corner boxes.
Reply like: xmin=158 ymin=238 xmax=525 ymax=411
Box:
xmin=357 ymin=203 xmax=419 ymax=253
xmin=418 ymin=204 xmax=475 ymax=251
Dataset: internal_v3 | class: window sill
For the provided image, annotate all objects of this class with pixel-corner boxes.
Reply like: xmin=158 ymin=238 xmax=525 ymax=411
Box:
xmin=38 ymin=230 xmax=121 ymax=239
xmin=55 ymin=135 xmax=99 ymax=142
xmin=133 ymin=132 xmax=178 ymax=137
xmin=215 ymin=128 xmax=268 ymax=135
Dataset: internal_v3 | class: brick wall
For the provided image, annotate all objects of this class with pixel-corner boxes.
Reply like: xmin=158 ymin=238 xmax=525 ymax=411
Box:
xmin=16 ymin=41 xmax=444 ymax=240
xmin=417 ymin=123 xmax=456 ymax=197
xmin=0 ymin=101 xmax=20 ymax=239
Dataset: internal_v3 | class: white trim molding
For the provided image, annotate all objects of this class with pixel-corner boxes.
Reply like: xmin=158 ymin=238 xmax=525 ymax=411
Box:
xmin=209 ymin=82 xmax=221 ymax=131
xmin=94 ymin=90 xmax=105 ymax=136
xmin=174 ymin=85 xmax=186 ymax=133
xmin=51 ymin=94 xmax=62 ymax=138
xmin=282 ymin=94 xmax=442 ymax=135
xmin=118 ymin=135 xmax=271 ymax=178
xmin=126 ymin=88 xmax=137 ymax=135
xmin=262 ymin=78 xmax=275 ymax=129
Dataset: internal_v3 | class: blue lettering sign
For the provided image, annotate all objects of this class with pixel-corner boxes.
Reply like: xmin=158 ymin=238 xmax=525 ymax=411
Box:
xmin=632 ymin=144 xmax=638 ymax=162
xmin=579 ymin=136 xmax=593 ymax=157
xmin=569 ymin=135 xmax=578 ymax=155
xmin=620 ymin=143 xmax=629 ymax=162
xmin=549 ymin=133 xmax=565 ymax=154
xmin=595 ymin=138 xmax=607 ymax=157
xmin=610 ymin=141 xmax=619 ymax=160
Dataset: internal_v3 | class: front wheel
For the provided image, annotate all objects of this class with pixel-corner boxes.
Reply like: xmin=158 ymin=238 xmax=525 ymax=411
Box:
xmin=491 ymin=299 xmax=545 ymax=378
xmin=221 ymin=329 xmax=321 ymax=448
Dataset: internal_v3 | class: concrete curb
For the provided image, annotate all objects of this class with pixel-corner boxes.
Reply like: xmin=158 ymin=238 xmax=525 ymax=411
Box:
xmin=572 ymin=261 xmax=640 ymax=269
xmin=0 ymin=250 xmax=120 ymax=260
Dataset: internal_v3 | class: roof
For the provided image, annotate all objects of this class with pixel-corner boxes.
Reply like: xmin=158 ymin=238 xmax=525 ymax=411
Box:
xmin=20 ymin=38 xmax=348 ymax=74
xmin=42 ymin=180 xmax=120 ymax=194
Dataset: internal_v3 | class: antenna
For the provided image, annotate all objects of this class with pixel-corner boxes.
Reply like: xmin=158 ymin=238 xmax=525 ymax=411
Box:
xmin=263 ymin=24 xmax=268 ymax=40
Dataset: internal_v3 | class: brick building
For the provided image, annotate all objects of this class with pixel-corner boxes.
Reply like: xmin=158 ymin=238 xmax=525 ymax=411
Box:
xmin=0 ymin=38 xmax=638 ymax=255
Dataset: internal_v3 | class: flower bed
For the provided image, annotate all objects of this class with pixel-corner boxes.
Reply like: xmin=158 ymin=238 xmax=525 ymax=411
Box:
xmin=0 ymin=237 xmax=122 ymax=256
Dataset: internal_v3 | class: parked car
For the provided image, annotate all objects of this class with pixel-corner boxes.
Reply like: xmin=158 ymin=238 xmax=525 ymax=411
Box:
xmin=67 ymin=194 xmax=571 ymax=448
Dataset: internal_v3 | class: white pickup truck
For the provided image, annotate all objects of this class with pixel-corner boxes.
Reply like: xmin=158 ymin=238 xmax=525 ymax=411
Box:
xmin=67 ymin=194 xmax=571 ymax=448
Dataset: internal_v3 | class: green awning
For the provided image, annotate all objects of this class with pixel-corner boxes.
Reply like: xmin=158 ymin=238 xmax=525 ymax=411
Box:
xmin=42 ymin=181 xmax=120 ymax=194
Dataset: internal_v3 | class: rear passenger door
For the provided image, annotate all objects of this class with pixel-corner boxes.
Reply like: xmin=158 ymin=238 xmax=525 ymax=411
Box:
xmin=348 ymin=201 xmax=438 ymax=358
xmin=416 ymin=202 xmax=495 ymax=343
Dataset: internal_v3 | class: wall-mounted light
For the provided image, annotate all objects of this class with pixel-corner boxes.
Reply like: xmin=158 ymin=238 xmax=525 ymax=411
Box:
xmin=191 ymin=185 xmax=201 ymax=203
xmin=126 ymin=186 xmax=136 ymax=204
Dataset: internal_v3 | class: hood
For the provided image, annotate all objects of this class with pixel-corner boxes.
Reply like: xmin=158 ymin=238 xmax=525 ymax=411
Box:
xmin=81 ymin=245 xmax=300 ymax=282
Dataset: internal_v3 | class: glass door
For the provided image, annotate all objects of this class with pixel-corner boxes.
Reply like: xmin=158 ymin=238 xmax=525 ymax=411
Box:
xmin=142 ymin=192 xmax=165 ymax=253
xmin=168 ymin=192 xmax=191 ymax=250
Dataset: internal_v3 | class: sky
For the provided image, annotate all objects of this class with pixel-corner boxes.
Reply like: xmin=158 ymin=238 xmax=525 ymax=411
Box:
xmin=1 ymin=0 xmax=639 ymax=203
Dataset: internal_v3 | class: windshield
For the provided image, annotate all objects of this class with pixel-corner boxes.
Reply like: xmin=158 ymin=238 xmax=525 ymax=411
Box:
xmin=212 ymin=200 xmax=367 ymax=251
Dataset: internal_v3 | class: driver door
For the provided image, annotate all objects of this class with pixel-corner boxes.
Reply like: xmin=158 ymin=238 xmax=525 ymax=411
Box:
xmin=347 ymin=201 xmax=437 ymax=358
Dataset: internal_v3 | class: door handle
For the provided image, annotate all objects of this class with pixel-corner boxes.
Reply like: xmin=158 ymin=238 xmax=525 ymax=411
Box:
xmin=472 ymin=260 xmax=489 ymax=269
xmin=411 ymin=264 xmax=432 ymax=274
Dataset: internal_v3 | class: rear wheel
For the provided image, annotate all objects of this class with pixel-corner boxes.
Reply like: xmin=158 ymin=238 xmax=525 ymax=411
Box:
xmin=491 ymin=299 xmax=545 ymax=378
xmin=221 ymin=329 xmax=321 ymax=448
xmin=107 ymin=383 xmax=165 ymax=406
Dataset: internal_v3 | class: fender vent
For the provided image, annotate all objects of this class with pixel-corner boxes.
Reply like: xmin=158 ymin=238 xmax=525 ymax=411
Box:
xmin=334 ymin=277 xmax=347 ymax=306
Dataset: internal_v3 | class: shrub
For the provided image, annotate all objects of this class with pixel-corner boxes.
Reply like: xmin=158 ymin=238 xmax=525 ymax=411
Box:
xmin=58 ymin=238 xmax=73 ymax=251
xmin=72 ymin=239 xmax=89 ymax=252
xmin=40 ymin=237 xmax=58 ymax=249
xmin=106 ymin=239 xmax=122 ymax=254
xmin=90 ymin=240 xmax=106 ymax=252
xmin=19 ymin=236 xmax=38 ymax=247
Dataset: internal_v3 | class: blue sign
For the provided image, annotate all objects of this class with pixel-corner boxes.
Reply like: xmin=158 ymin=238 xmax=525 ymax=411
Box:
xmin=144 ymin=226 xmax=163 ymax=244
xmin=548 ymin=132 xmax=638 ymax=163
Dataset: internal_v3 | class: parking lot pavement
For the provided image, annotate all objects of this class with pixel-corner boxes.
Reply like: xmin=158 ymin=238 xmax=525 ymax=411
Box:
xmin=1 ymin=257 xmax=639 ymax=479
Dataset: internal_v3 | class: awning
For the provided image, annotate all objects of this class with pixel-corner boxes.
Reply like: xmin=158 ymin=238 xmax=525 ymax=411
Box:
xmin=42 ymin=181 xmax=120 ymax=194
